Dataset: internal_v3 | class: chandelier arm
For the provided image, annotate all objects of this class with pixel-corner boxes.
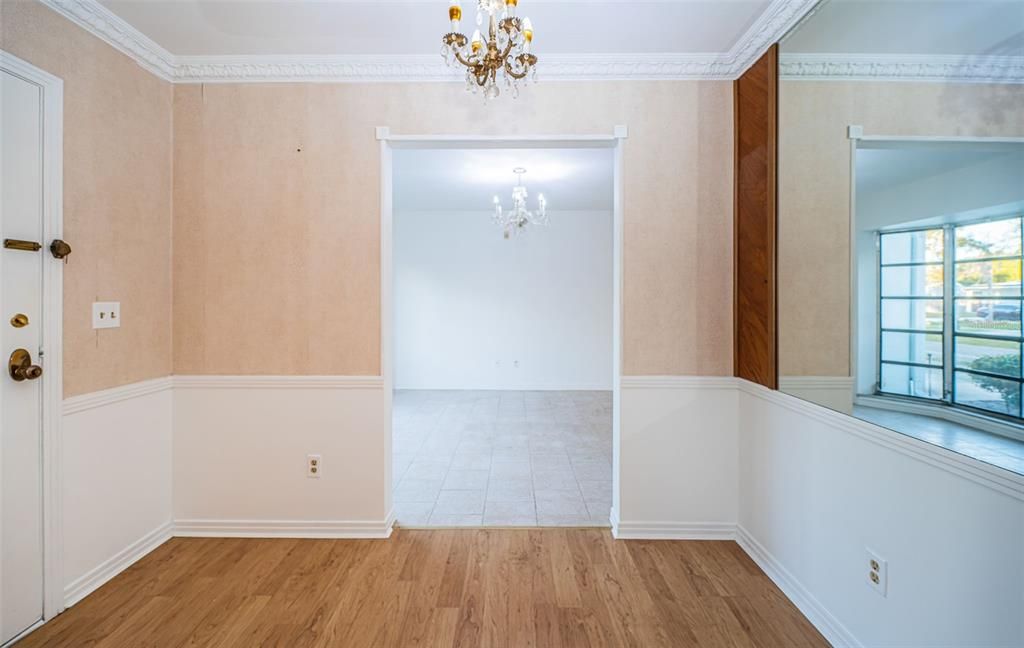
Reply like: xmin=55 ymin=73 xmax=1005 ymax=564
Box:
xmin=452 ymin=49 xmax=480 ymax=70
xmin=504 ymin=59 xmax=529 ymax=79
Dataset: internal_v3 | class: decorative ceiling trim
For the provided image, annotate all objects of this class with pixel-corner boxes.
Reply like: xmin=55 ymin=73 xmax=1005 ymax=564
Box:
xmin=174 ymin=53 xmax=737 ymax=83
xmin=780 ymin=53 xmax=1024 ymax=84
xmin=724 ymin=0 xmax=819 ymax=77
xmin=35 ymin=0 xmax=817 ymax=83
xmin=39 ymin=0 xmax=176 ymax=80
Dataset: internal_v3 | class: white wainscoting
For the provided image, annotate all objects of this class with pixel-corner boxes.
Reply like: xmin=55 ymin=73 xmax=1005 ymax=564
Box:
xmin=172 ymin=376 xmax=393 ymax=538
xmin=55 ymin=374 xmax=1024 ymax=648
xmin=615 ymin=376 xmax=739 ymax=539
xmin=739 ymin=381 xmax=1024 ymax=648
xmin=61 ymin=378 xmax=173 ymax=607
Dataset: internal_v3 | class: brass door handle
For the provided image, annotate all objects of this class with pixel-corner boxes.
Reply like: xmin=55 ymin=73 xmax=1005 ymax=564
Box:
xmin=9 ymin=348 xmax=43 ymax=381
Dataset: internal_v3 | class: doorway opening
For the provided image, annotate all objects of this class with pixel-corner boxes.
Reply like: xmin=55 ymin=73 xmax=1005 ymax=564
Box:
xmin=379 ymin=131 xmax=625 ymax=528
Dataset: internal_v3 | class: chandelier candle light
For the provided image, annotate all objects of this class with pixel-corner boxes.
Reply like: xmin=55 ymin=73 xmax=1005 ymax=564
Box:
xmin=494 ymin=167 xmax=547 ymax=239
xmin=443 ymin=0 xmax=538 ymax=98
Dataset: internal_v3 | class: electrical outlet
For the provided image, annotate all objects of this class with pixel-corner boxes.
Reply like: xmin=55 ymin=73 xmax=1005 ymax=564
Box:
xmin=307 ymin=454 xmax=322 ymax=478
xmin=866 ymin=548 xmax=887 ymax=597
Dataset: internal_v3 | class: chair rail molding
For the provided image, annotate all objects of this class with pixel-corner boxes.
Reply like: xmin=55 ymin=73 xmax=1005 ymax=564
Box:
xmin=40 ymin=0 xmax=818 ymax=83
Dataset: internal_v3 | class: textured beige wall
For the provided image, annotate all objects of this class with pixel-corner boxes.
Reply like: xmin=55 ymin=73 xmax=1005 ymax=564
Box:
xmin=1 ymin=0 xmax=173 ymax=397
xmin=173 ymin=81 xmax=734 ymax=376
xmin=778 ymin=81 xmax=1024 ymax=377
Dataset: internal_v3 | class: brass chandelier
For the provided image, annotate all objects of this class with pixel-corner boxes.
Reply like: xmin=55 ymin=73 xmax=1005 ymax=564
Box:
xmin=442 ymin=0 xmax=537 ymax=99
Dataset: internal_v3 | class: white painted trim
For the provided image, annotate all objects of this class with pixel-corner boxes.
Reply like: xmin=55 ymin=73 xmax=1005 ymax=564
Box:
xmin=172 ymin=375 xmax=385 ymax=389
xmin=62 ymin=521 xmax=173 ymax=608
xmin=739 ymin=380 xmax=1024 ymax=501
xmin=736 ymin=525 xmax=862 ymax=648
xmin=36 ymin=0 xmax=816 ymax=82
xmin=38 ymin=0 xmax=176 ymax=80
xmin=379 ymin=130 xmax=627 ymax=527
xmin=781 ymin=53 xmax=1024 ymax=84
xmin=62 ymin=376 xmax=172 ymax=415
xmin=1 ymin=49 xmax=66 ymax=622
xmin=612 ymin=522 xmax=736 ymax=541
xmin=855 ymin=394 xmax=1024 ymax=445
xmin=778 ymin=376 xmax=856 ymax=392
xmin=620 ymin=375 xmax=738 ymax=390
xmin=173 ymin=517 xmax=395 ymax=539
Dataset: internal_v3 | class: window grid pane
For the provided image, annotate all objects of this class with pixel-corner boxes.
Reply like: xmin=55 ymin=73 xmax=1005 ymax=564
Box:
xmin=950 ymin=216 xmax=1024 ymax=421
xmin=878 ymin=218 xmax=1024 ymax=424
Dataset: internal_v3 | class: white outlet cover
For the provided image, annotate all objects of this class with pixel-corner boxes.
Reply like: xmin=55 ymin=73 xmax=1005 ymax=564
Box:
xmin=866 ymin=548 xmax=888 ymax=597
xmin=92 ymin=302 xmax=121 ymax=329
xmin=307 ymin=454 xmax=322 ymax=478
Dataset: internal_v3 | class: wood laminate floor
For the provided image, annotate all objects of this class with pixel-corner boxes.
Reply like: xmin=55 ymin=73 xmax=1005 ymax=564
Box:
xmin=18 ymin=529 xmax=829 ymax=648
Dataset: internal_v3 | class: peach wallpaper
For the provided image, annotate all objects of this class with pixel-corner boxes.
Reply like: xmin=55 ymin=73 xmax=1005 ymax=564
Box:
xmin=1 ymin=0 xmax=174 ymax=397
xmin=172 ymin=81 xmax=735 ymax=376
xmin=778 ymin=81 xmax=1024 ymax=378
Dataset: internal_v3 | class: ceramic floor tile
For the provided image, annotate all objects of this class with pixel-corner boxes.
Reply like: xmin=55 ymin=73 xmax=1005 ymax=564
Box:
xmin=393 ymin=478 xmax=443 ymax=503
xmin=483 ymin=501 xmax=537 ymax=526
xmin=485 ymin=478 xmax=535 ymax=502
xmin=442 ymin=469 xmax=490 ymax=490
xmin=394 ymin=502 xmax=434 ymax=525
xmin=394 ymin=390 xmax=612 ymax=527
xmin=433 ymin=489 xmax=486 ymax=515
xmin=427 ymin=513 xmax=484 ymax=527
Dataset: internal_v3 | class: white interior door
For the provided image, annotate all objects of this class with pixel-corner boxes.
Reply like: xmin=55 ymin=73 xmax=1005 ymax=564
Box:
xmin=1 ymin=65 xmax=46 ymax=645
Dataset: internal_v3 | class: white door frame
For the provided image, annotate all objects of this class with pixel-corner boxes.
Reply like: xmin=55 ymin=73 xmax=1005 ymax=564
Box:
xmin=0 ymin=50 xmax=65 ymax=624
xmin=376 ymin=127 xmax=628 ymax=526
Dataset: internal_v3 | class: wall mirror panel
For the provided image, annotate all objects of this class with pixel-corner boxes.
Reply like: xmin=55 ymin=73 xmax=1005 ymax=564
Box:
xmin=777 ymin=0 xmax=1024 ymax=474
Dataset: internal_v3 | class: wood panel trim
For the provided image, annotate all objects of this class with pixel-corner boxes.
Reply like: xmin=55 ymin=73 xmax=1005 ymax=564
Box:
xmin=733 ymin=44 xmax=779 ymax=390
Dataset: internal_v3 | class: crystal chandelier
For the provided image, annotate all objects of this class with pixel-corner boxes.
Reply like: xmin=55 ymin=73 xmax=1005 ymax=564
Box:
xmin=442 ymin=0 xmax=538 ymax=99
xmin=493 ymin=168 xmax=547 ymax=239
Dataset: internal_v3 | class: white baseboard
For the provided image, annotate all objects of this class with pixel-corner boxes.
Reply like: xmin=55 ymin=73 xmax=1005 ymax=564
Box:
xmin=63 ymin=520 xmax=173 ymax=608
xmin=612 ymin=521 xmax=736 ymax=540
xmin=736 ymin=525 xmax=861 ymax=648
xmin=173 ymin=516 xmax=395 ymax=539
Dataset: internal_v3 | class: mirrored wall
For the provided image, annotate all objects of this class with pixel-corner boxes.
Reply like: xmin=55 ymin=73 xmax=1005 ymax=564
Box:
xmin=777 ymin=0 xmax=1024 ymax=474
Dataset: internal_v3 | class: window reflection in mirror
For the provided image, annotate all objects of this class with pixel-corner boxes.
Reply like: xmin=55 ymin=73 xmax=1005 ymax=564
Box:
xmin=777 ymin=0 xmax=1024 ymax=475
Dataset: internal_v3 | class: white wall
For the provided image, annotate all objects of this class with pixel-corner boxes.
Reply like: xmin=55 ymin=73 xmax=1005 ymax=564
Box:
xmin=61 ymin=381 xmax=173 ymax=605
xmin=172 ymin=377 xmax=392 ymax=536
xmin=616 ymin=377 xmax=738 ymax=538
xmin=394 ymin=210 xmax=613 ymax=391
xmin=739 ymin=382 xmax=1024 ymax=648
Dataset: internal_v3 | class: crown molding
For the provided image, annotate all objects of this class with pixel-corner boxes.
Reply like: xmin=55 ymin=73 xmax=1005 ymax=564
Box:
xmin=724 ymin=0 xmax=819 ymax=77
xmin=780 ymin=53 xmax=1024 ymax=84
xmin=35 ymin=0 xmax=813 ymax=83
xmin=39 ymin=0 xmax=176 ymax=80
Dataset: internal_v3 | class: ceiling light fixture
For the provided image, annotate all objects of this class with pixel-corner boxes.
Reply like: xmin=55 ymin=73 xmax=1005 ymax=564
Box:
xmin=493 ymin=167 xmax=547 ymax=239
xmin=443 ymin=0 xmax=538 ymax=99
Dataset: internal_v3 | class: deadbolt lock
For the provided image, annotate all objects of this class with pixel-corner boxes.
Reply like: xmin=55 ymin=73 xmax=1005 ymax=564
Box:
xmin=9 ymin=348 xmax=43 ymax=381
xmin=10 ymin=313 xmax=29 ymax=328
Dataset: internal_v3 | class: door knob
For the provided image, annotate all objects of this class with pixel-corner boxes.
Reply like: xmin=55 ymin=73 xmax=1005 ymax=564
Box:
xmin=9 ymin=348 xmax=43 ymax=381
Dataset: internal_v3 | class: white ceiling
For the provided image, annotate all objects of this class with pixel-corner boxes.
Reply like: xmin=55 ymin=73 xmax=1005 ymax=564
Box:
xmin=97 ymin=0 xmax=771 ymax=57
xmin=856 ymin=141 xmax=1024 ymax=193
xmin=783 ymin=0 xmax=1024 ymax=56
xmin=393 ymin=147 xmax=614 ymax=212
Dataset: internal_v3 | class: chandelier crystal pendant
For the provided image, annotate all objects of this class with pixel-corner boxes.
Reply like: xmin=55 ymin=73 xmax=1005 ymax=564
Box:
xmin=442 ymin=0 xmax=538 ymax=99
xmin=493 ymin=167 xmax=547 ymax=239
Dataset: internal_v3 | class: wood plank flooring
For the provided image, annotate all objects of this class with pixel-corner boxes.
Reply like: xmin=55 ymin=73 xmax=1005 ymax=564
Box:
xmin=18 ymin=529 xmax=828 ymax=647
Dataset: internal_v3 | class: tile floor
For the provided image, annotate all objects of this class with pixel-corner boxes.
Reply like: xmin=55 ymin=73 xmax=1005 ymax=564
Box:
xmin=392 ymin=390 xmax=613 ymax=527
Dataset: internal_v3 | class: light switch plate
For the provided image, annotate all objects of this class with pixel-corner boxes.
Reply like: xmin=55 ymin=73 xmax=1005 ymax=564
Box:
xmin=92 ymin=302 xmax=121 ymax=329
